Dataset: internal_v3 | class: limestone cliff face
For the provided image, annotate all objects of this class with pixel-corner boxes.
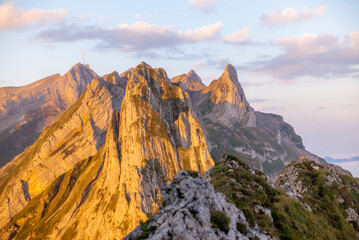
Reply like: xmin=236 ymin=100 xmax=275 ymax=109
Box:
xmin=0 ymin=75 xmax=121 ymax=231
xmin=0 ymin=63 xmax=98 ymax=167
xmin=0 ymin=62 xmax=213 ymax=239
xmin=183 ymin=64 xmax=323 ymax=177
xmin=194 ymin=64 xmax=256 ymax=129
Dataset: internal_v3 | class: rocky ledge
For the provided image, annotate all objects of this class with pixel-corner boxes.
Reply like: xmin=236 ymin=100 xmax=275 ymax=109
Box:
xmin=124 ymin=170 xmax=274 ymax=240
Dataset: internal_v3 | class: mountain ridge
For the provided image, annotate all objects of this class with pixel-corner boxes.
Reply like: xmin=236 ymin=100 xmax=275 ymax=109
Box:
xmin=0 ymin=61 xmax=326 ymax=239
xmin=0 ymin=63 xmax=99 ymax=167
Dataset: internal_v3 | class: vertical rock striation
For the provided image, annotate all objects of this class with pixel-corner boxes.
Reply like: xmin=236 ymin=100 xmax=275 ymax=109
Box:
xmin=0 ymin=62 xmax=213 ymax=239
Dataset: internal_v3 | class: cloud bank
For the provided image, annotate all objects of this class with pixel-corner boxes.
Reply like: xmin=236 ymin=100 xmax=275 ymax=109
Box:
xmin=249 ymin=32 xmax=359 ymax=79
xmin=261 ymin=6 xmax=326 ymax=27
xmin=0 ymin=2 xmax=67 ymax=30
xmin=36 ymin=21 xmax=223 ymax=51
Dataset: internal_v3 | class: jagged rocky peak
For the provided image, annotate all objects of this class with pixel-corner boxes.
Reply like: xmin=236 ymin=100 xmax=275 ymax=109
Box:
xmin=104 ymin=70 xmax=131 ymax=89
xmin=198 ymin=63 xmax=255 ymax=128
xmin=206 ymin=64 xmax=250 ymax=108
xmin=223 ymin=64 xmax=238 ymax=83
xmin=170 ymin=69 xmax=205 ymax=91
xmin=187 ymin=69 xmax=204 ymax=84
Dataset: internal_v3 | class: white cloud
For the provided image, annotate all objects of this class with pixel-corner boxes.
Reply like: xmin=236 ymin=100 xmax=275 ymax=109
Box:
xmin=261 ymin=6 xmax=326 ymax=26
xmin=248 ymin=32 xmax=359 ymax=79
xmin=0 ymin=2 xmax=67 ymax=30
xmin=222 ymin=27 xmax=249 ymax=44
xmin=187 ymin=0 xmax=219 ymax=13
xmin=36 ymin=21 xmax=223 ymax=51
xmin=180 ymin=21 xmax=223 ymax=41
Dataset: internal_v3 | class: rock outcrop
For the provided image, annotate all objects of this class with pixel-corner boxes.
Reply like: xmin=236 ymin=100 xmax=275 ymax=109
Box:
xmin=0 ymin=63 xmax=98 ymax=167
xmin=125 ymin=170 xmax=274 ymax=240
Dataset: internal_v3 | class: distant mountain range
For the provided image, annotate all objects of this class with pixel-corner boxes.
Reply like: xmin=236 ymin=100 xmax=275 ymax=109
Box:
xmin=0 ymin=62 xmax=325 ymax=239
xmin=324 ymin=156 xmax=359 ymax=163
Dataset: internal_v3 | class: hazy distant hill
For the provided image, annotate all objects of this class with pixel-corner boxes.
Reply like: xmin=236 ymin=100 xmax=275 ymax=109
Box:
xmin=325 ymin=156 xmax=359 ymax=163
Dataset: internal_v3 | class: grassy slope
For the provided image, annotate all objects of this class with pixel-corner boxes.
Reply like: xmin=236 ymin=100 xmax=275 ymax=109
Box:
xmin=209 ymin=155 xmax=357 ymax=239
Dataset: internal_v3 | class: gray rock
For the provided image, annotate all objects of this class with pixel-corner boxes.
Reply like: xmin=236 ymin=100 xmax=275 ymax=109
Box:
xmin=125 ymin=170 xmax=276 ymax=240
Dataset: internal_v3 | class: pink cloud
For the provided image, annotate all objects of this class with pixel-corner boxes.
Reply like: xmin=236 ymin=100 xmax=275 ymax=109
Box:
xmin=249 ymin=32 xmax=359 ymax=79
xmin=187 ymin=0 xmax=219 ymax=13
xmin=36 ymin=21 xmax=223 ymax=51
xmin=222 ymin=27 xmax=249 ymax=44
xmin=180 ymin=21 xmax=223 ymax=41
xmin=0 ymin=2 xmax=67 ymax=30
xmin=261 ymin=6 xmax=326 ymax=27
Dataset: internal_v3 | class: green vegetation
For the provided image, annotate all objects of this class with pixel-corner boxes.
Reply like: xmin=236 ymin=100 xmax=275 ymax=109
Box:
xmin=210 ymin=210 xmax=230 ymax=233
xmin=210 ymin=154 xmax=358 ymax=239
xmin=133 ymin=218 xmax=158 ymax=240
xmin=236 ymin=222 xmax=248 ymax=234
xmin=279 ymin=160 xmax=358 ymax=239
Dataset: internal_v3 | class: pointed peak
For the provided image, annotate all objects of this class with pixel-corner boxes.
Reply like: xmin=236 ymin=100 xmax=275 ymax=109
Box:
xmin=187 ymin=69 xmax=196 ymax=75
xmin=136 ymin=61 xmax=152 ymax=69
xmin=224 ymin=64 xmax=236 ymax=76
xmin=222 ymin=64 xmax=238 ymax=84
xmin=65 ymin=63 xmax=93 ymax=77
xmin=73 ymin=62 xmax=85 ymax=69
xmin=186 ymin=70 xmax=203 ymax=85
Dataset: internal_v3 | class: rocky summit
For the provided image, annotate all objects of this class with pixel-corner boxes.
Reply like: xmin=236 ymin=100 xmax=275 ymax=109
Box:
xmin=0 ymin=62 xmax=338 ymax=239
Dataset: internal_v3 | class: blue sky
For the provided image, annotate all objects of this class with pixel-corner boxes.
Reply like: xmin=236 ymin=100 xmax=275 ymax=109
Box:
xmin=0 ymin=0 xmax=358 ymax=162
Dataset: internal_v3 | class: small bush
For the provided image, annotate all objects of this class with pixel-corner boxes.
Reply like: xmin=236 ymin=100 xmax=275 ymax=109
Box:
xmin=236 ymin=222 xmax=248 ymax=234
xmin=133 ymin=218 xmax=157 ymax=240
xmin=210 ymin=210 xmax=230 ymax=233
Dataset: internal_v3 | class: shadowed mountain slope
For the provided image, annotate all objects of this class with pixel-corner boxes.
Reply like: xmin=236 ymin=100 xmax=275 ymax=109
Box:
xmin=0 ymin=63 xmax=98 ymax=167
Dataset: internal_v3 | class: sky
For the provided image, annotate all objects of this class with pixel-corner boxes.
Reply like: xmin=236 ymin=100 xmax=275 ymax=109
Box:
xmin=0 ymin=0 xmax=358 ymax=162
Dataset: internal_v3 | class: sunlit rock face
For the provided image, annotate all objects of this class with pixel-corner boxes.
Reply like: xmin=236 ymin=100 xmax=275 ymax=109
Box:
xmin=182 ymin=64 xmax=323 ymax=177
xmin=0 ymin=63 xmax=99 ymax=167
xmin=0 ymin=61 xmax=325 ymax=239
xmin=170 ymin=69 xmax=206 ymax=92
xmin=0 ymin=62 xmax=213 ymax=239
